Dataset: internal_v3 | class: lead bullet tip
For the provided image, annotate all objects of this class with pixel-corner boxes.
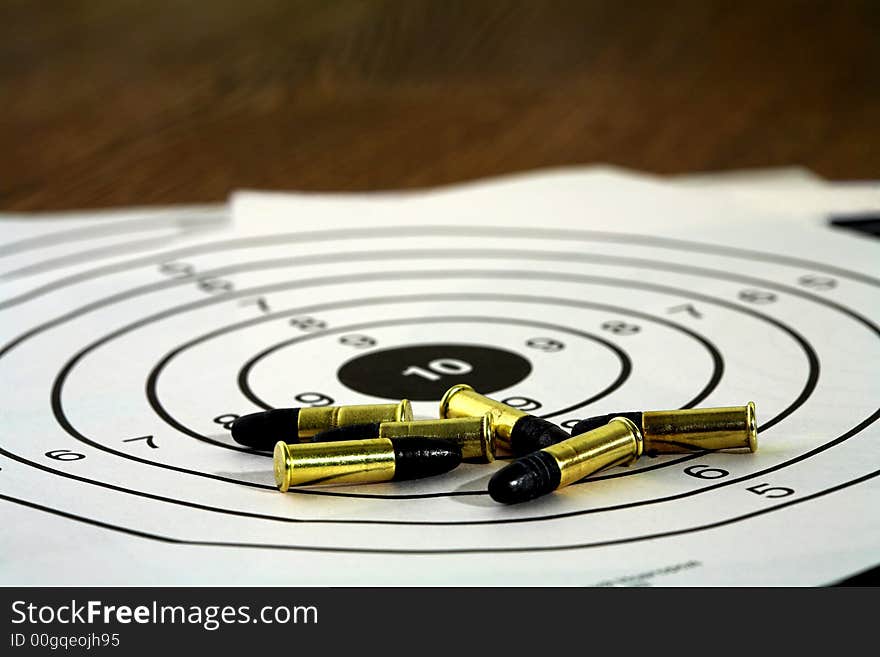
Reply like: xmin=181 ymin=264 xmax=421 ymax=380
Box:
xmin=231 ymin=408 xmax=299 ymax=449
xmin=488 ymin=451 xmax=562 ymax=504
xmin=509 ymin=416 xmax=569 ymax=455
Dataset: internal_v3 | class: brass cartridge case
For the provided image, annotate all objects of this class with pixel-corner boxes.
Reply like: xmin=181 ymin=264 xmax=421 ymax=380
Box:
xmin=274 ymin=438 xmax=397 ymax=492
xmin=377 ymin=415 xmax=495 ymax=462
xmin=297 ymin=400 xmax=413 ymax=439
xmin=439 ymin=384 xmax=526 ymax=444
xmin=642 ymin=402 xmax=757 ymax=454
xmin=547 ymin=417 xmax=643 ymax=488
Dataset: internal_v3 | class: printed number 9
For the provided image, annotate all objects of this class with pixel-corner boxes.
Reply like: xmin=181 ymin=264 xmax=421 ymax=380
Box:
xmin=502 ymin=396 xmax=542 ymax=412
xmin=213 ymin=414 xmax=240 ymax=430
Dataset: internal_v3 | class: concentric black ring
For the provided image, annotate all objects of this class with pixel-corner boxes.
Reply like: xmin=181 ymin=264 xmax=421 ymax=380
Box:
xmin=0 ymin=227 xmax=873 ymax=551
xmin=2 ymin=224 xmax=877 ymax=312
xmin=61 ymin=273 xmax=733 ymax=494
xmin=54 ymin=267 xmax=808 ymax=503
xmin=3 ymin=454 xmax=879 ymax=554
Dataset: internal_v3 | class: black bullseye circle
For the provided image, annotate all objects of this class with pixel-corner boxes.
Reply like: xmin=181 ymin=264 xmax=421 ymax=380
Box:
xmin=336 ymin=343 xmax=532 ymax=401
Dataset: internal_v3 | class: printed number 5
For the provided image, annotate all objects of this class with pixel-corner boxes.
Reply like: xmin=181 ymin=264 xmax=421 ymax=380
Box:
xmin=747 ymin=483 xmax=795 ymax=498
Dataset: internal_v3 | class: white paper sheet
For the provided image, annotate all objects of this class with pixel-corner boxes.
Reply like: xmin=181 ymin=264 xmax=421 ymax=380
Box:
xmin=1 ymin=171 xmax=877 ymax=585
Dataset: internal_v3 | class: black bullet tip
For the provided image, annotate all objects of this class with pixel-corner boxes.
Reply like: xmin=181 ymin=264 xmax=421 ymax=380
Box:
xmin=230 ymin=408 xmax=299 ymax=449
xmin=311 ymin=422 xmax=382 ymax=442
xmin=391 ymin=438 xmax=462 ymax=481
xmin=508 ymin=416 xmax=569 ymax=456
xmin=488 ymin=450 xmax=562 ymax=504
xmin=570 ymin=412 xmax=643 ymax=436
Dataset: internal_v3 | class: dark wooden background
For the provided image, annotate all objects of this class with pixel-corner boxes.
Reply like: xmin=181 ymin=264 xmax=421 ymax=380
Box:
xmin=2 ymin=0 xmax=878 ymax=211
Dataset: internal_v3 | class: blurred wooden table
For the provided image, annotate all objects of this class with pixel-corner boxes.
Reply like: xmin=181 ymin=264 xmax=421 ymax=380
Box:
xmin=1 ymin=0 xmax=878 ymax=211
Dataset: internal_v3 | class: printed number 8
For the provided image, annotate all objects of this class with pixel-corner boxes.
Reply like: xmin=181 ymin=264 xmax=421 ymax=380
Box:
xmin=295 ymin=392 xmax=335 ymax=407
xmin=526 ymin=338 xmax=565 ymax=352
xmin=213 ymin=414 xmax=240 ymax=430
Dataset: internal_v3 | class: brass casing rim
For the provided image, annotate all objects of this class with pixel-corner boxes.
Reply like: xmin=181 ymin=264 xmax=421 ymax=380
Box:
xmin=396 ymin=399 xmax=414 ymax=422
xmin=746 ymin=401 xmax=758 ymax=453
xmin=612 ymin=416 xmax=644 ymax=460
xmin=274 ymin=441 xmax=292 ymax=492
xmin=439 ymin=383 xmax=475 ymax=419
xmin=478 ymin=413 xmax=496 ymax=462
xmin=547 ymin=416 xmax=643 ymax=488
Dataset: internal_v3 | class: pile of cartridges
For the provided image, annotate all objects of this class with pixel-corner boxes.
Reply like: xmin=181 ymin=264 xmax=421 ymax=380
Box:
xmin=233 ymin=383 xmax=757 ymax=504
